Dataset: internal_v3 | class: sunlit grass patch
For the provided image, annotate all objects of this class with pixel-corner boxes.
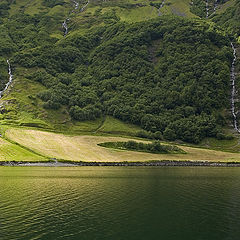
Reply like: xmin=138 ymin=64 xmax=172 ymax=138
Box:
xmin=5 ymin=128 xmax=240 ymax=162
xmin=0 ymin=137 xmax=46 ymax=162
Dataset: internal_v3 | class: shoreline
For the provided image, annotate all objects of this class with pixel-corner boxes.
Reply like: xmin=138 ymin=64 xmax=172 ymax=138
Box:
xmin=1 ymin=160 xmax=240 ymax=167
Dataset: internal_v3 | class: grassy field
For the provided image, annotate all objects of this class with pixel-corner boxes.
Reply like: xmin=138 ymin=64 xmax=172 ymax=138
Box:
xmin=9 ymin=0 xmax=71 ymax=16
xmin=5 ymin=128 xmax=240 ymax=162
xmin=160 ymin=0 xmax=197 ymax=18
xmin=199 ymin=137 xmax=240 ymax=152
xmin=117 ymin=6 xmax=158 ymax=22
xmin=0 ymin=136 xmax=46 ymax=162
xmin=67 ymin=0 xmax=199 ymax=33
xmin=96 ymin=116 xmax=141 ymax=135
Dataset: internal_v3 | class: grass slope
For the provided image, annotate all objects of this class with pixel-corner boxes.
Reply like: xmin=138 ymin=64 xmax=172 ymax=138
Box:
xmin=0 ymin=136 xmax=46 ymax=162
xmin=161 ymin=0 xmax=197 ymax=18
xmin=216 ymin=0 xmax=236 ymax=14
xmin=5 ymin=128 xmax=240 ymax=162
xmin=96 ymin=116 xmax=141 ymax=135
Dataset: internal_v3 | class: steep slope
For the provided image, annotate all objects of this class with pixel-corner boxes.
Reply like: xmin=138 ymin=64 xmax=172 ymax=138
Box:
xmin=213 ymin=0 xmax=240 ymax=37
xmin=1 ymin=14 xmax=233 ymax=143
xmin=190 ymin=0 xmax=230 ymax=18
xmin=0 ymin=0 xmax=238 ymax=145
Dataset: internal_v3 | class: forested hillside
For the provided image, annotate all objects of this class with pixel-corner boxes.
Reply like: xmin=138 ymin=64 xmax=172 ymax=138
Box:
xmin=213 ymin=0 xmax=240 ymax=37
xmin=0 ymin=0 xmax=239 ymax=144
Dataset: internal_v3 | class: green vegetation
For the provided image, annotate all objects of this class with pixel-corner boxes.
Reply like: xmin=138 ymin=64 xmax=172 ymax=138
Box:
xmin=199 ymin=136 xmax=239 ymax=152
xmin=2 ymin=15 xmax=232 ymax=144
xmin=6 ymin=128 xmax=240 ymax=162
xmin=213 ymin=0 xmax=240 ymax=36
xmin=0 ymin=136 xmax=47 ymax=162
xmin=98 ymin=140 xmax=185 ymax=154
xmin=190 ymin=0 xmax=229 ymax=18
xmin=0 ymin=0 xmax=239 ymax=162
xmin=96 ymin=116 xmax=141 ymax=135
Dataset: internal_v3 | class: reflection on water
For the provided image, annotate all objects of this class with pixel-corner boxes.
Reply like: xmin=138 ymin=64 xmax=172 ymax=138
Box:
xmin=1 ymin=167 xmax=240 ymax=240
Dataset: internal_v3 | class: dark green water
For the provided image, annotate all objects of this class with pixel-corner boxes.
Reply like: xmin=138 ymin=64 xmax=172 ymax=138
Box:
xmin=1 ymin=167 xmax=240 ymax=240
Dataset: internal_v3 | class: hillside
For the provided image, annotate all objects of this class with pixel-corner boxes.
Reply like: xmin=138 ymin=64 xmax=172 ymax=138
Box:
xmin=0 ymin=0 xmax=239 ymax=162
xmin=213 ymin=0 xmax=240 ymax=37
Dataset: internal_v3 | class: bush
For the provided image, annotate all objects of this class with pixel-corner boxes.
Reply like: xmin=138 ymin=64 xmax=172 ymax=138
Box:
xmin=216 ymin=133 xmax=234 ymax=140
xmin=43 ymin=100 xmax=61 ymax=110
xmin=98 ymin=140 xmax=185 ymax=154
xmin=136 ymin=130 xmax=154 ymax=139
xmin=163 ymin=128 xmax=176 ymax=141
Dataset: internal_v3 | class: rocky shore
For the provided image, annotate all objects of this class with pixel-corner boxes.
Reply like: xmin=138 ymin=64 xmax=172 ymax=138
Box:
xmin=1 ymin=160 xmax=240 ymax=167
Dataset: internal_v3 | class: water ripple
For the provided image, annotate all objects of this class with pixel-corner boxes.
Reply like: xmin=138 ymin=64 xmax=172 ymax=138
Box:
xmin=1 ymin=167 xmax=240 ymax=240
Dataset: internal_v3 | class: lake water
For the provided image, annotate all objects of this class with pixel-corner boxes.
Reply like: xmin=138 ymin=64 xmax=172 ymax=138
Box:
xmin=1 ymin=167 xmax=240 ymax=240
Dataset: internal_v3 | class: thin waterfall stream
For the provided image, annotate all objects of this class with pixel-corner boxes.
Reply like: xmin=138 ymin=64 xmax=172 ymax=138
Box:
xmin=62 ymin=0 xmax=89 ymax=36
xmin=0 ymin=60 xmax=13 ymax=98
xmin=230 ymin=42 xmax=239 ymax=133
xmin=157 ymin=0 xmax=165 ymax=16
xmin=62 ymin=0 xmax=80 ymax=36
xmin=73 ymin=0 xmax=79 ymax=9
xmin=62 ymin=19 xmax=69 ymax=36
xmin=213 ymin=0 xmax=218 ymax=13
xmin=80 ymin=0 xmax=90 ymax=12
xmin=206 ymin=0 xmax=209 ymax=18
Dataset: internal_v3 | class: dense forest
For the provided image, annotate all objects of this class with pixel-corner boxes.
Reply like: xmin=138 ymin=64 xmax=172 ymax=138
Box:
xmin=10 ymin=15 xmax=232 ymax=143
xmin=0 ymin=0 xmax=239 ymax=144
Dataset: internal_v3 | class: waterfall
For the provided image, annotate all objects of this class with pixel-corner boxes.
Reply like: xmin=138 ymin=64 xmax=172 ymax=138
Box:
xmin=213 ymin=0 xmax=218 ymax=13
xmin=62 ymin=0 xmax=80 ymax=36
xmin=206 ymin=0 xmax=209 ymax=18
xmin=80 ymin=0 xmax=90 ymax=12
xmin=62 ymin=20 xmax=68 ymax=37
xmin=62 ymin=0 xmax=89 ymax=36
xmin=73 ymin=0 xmax=79 ymax=9
xmin=0 ymin=60 xmax=13 ymax=98
xmin=230 ymin=43 xmax=240 ymax=133
xmin=157 ymin=0 xmax=165 ymax=16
